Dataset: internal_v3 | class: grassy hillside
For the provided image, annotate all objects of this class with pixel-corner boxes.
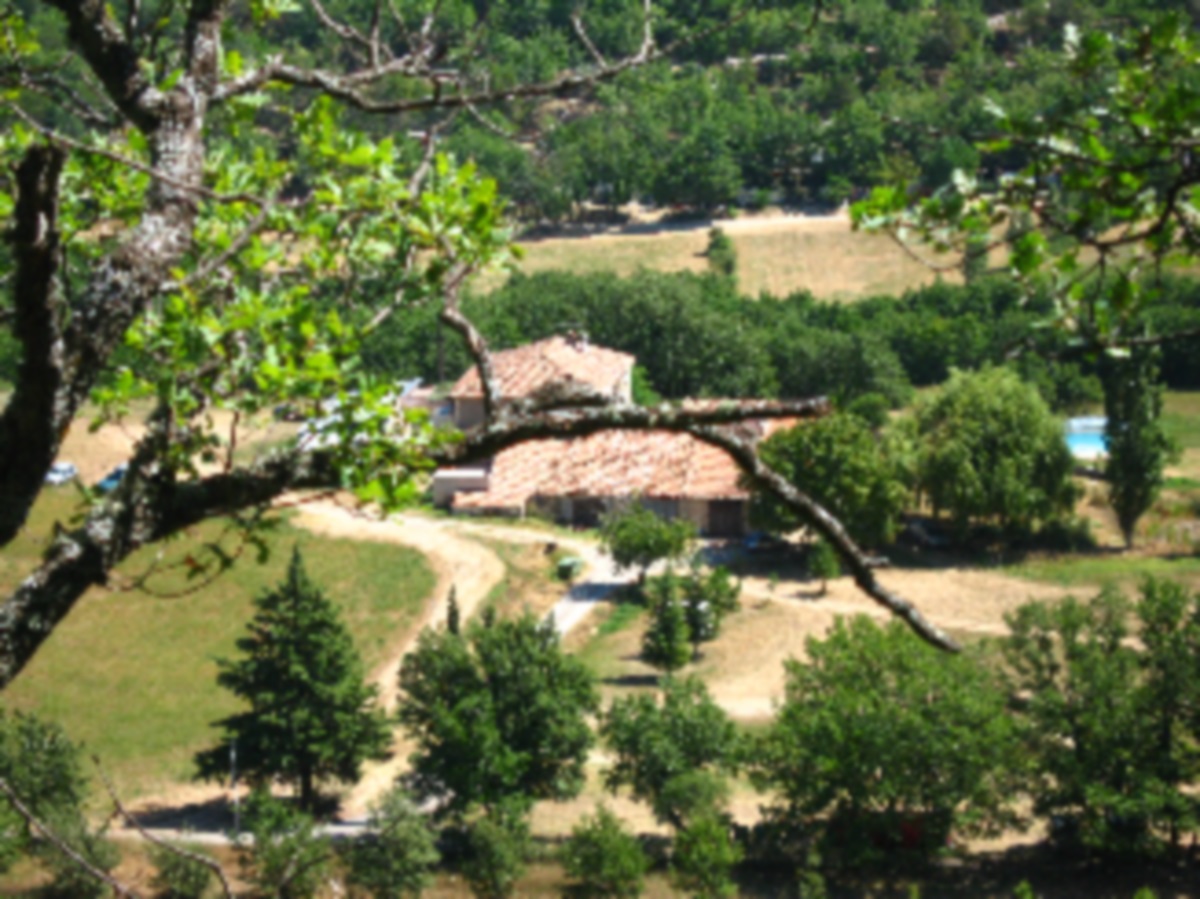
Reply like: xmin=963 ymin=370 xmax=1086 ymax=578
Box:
xmin=1 ymin=491 xmax=434 ymax=801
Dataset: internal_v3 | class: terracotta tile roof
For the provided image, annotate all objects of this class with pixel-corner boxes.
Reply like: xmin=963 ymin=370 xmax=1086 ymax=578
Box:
xmin=449 ymin=413 xmax=799 ymax=513
xmin=449 ymin=336 xmax=634 ymax=400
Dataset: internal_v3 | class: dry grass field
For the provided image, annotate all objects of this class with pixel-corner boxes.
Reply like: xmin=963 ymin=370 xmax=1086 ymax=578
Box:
xmin=483 ymin=210 xmax=957 ymax=300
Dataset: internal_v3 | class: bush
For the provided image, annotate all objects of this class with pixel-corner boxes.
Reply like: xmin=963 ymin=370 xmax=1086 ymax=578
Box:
xmin=461 ymin=807 xmax=531 ymax=899
xmin=561 ymin=805 xmax=649 ymax=898
xmin=671 ymin=813 xmax=743 ymax=899
xmin=150 ymin=843 xmax=215 ymax=899
xmin=705 ymin=227 xmax=737 ymax=279
xmin=640 ymin=578 xmax=692 ymax=675
xmin=239 ymin=790 xmax=331 ymax=899
xmin=807 ymin=540 xmax=841 ymax=594
xmin=39 ymin=812 xmax=120 ymax=899
xmin=345 ymin=784 xmax=439 ymax=898
xmin=0 ymin=710 xmax=92 ymax=881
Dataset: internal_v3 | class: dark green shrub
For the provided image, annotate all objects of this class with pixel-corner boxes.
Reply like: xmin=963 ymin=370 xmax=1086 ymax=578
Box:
xmin=345 ymin=785 xmax=439 ymax=898
xmin=461 ymin=807 xmax=531 ymax=899
xmin=561 ymin=805 xmax=648 ymax=898
xmin=150 ymin=843 xmax=215 ymax=899
xmin=671 ymin=813 xmax=742 ymax=899
xmin=239 ymin=790 xmax=331 ymax=899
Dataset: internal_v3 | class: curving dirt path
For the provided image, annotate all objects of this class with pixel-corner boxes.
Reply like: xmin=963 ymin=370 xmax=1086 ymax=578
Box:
xmin=291 ymin=501 xmax=509 ymax=819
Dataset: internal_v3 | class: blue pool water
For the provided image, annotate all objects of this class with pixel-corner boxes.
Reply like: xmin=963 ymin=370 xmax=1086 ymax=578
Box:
xmin=1065 ymin=417 xmax=1108 ymax=458
xmin=1066 ymin=431 xmax=1108 ymax=456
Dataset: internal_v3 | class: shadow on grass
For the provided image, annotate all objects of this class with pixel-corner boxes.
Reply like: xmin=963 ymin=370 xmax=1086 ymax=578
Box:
xmin=130 ymin=795 xmax=237 ymax=834
xmin=602 ymin=673 xmax=662 ymax=689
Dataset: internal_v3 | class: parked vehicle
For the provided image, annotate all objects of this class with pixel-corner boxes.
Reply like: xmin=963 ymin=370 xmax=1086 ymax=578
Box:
xmin=45 ymin=462 xmax=78 ymax=485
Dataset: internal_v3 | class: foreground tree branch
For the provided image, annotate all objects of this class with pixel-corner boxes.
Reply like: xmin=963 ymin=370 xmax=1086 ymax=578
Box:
xmin=0 ymin=779 xmax=139 ymax=898
xmin=688 ymin=424 xmax=960 ymax=652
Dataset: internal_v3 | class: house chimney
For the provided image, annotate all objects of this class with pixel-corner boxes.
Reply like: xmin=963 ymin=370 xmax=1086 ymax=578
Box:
xmin=566 ymin=329 xmax=589 ymax=351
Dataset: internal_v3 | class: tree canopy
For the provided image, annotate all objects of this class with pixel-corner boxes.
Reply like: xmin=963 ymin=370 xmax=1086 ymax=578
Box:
xmin=397 ymin=609 xmax=599 ymax=816
xmin=753 ymin=616 xmax=1022 ymax=863
xmin=910 ymin=367 xmax=1078 ymax=538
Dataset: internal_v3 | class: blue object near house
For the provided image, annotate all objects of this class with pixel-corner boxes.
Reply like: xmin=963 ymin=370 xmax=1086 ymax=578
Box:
xmin=1065 ymin=417 xmax=1108 ymax=459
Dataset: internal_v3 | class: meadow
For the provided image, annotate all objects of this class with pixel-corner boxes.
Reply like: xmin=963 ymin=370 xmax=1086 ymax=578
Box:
xmin=2 ymin=489 xmax=434 ymax=802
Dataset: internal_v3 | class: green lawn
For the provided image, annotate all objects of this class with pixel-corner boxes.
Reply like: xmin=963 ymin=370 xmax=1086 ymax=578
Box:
xmin=2 ymin=493 xmax=434 ymax=801
xmin=1163 ymin=390 xmax=1200 ymax=450
xmin=1004 ymin=553 xmax=1200 ymax=590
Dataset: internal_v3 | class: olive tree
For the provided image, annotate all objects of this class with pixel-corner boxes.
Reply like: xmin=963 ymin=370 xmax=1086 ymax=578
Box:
xmin=600 ymin=503 xmax=695 ymax=584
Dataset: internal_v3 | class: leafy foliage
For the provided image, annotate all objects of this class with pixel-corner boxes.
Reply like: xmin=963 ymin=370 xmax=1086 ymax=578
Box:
xmin=855 ymin=15 xmax=1200 ymax=352
xmin=753 ymin=617 xmax=1022 ymax=864
xmin=239 ymin=790 xmax=332 ymax=899
xmin=1002 ymin=581 xmax=1200 ymax=855
xmin=705 ymin=227 xmax=737 ymax=279
xmin=602 ymin=676 xmax=740 ymax=828
xmin=345 ymin=784 xmax=440 ymax=899
xmin=671 ymin=812 xmax=743 ymax=899
xmin=150 ymin=843 xmax=215 ymax=899
xmin=681 ymin=565 xmax=742 ymax=660
xmin=600 ymin=504 xmax=695 ymax=582
xmin=397 ymin=609 xmax=598 ymax=816
xmin=38 ymin=812 xmax=120 ymax=899
xmin=911 ymin=367 xmax=1079 ymax=538
xmin=640 ymin=579 xmax=693 ymax=675
xmin=461 ymin=805 xmax=532 ymax=899
xmin=0 ymin=709 xmax=90 ymax=876
xmin=807 ymin=540 xmax=841 ymax=595
xmin=195 ymin=547 xmax=390 ymax=811
xmin=755 ymin=412 xmax=910 ymax=548
xmin=561 ymin=805 xmax=649 ymax=899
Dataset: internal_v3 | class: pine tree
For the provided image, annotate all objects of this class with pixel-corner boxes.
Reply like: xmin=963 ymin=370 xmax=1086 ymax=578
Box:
xmin=641 ymin=575 xmax=692 ymax=675
xmin=195 ymin=547 xmax=390 ymax=812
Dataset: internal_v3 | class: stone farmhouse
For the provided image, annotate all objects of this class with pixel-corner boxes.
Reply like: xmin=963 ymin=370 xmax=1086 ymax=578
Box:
xmin=432 ymin=334 xmax=793 ymax=537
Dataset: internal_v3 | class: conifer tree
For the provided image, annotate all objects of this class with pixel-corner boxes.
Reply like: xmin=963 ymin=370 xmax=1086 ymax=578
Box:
xmin=1102 ymin=348 xmax=1176 ymax=548
xmin=196 ymin=547 xmax=390 ymax=812
xmin=641 ymin=575 xmax=692 ymax=675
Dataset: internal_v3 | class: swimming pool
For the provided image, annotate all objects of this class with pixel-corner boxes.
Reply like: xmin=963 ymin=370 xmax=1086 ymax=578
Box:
xmin=1065 ymin=416 xmax=1108 ymax=459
